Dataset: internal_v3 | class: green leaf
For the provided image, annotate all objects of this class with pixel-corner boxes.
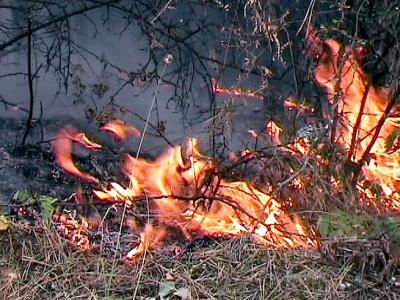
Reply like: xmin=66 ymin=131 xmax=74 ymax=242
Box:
xmin=385 ymin=128 xmax=400 ymax=152
xmin=39 ymin=195 xmax=58 ymax=225
xmin=13 ymin=190 xmax=33 ymax=203
xmin=372 ymin=217 xmax=400 ymax=246
xmin=319 ymin=211 xmax=400 ymax=246
xmin=318 ymin=210 xmax=372 ymax=239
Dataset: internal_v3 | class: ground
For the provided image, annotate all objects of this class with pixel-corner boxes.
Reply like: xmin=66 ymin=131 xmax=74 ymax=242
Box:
xmin=2 ymin=227 xmax=400 ymax=299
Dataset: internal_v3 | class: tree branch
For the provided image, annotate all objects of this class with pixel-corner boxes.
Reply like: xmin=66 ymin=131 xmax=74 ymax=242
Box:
xmin=0 ymin=0 xmax=119 ymax=52
xmin=353 ymin=84 xmax=400 ymax=181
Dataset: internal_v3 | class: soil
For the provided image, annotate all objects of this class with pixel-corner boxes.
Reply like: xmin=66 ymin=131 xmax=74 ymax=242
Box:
xmin=0 ymin=117 xmax=124 ymax=212
xmin=0 ymin=119 xmax=72 ymax=205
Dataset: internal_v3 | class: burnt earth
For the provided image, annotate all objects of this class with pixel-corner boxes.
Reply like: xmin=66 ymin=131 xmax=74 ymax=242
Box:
xmin=0 ymin=118 xmax=101 ymax=212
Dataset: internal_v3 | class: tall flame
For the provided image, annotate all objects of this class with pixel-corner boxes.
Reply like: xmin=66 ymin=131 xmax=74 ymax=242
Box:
xmin=312 ymin=37 xmax=400 ymax=206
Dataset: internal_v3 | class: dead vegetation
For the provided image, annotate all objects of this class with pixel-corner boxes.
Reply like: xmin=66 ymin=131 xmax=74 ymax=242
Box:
xmin=1 ymin=223 xmax=400 ymax=300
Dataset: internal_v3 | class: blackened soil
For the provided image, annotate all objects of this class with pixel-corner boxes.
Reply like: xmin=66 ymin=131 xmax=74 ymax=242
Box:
xmin=0 ymin=133 xmax=75 ymax=211
xmin=0 ymin=118 xmax=126 ymax=212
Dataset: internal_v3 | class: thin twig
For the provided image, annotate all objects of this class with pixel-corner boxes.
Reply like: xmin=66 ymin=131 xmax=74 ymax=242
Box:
xmin=276 ymin=157 xmax=310 ymax=191
xmin=151 ymin=0 xmax=173 ymax=24
xmin=21 ymin=18 xmax=34 ymax=146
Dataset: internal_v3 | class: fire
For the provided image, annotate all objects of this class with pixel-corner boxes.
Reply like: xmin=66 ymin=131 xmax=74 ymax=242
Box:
xmin=266 ymin=120 xmax=283 ymax=144
xmin=312 ymin=35 xmax=400 ymax=207
xmin=212 ymin=78 xmax=263 ymax=99
xmin=49 ymin=33 xmax=400 ymax=262
xmin=126 ymin=224 xmax=167 ymax=259
xmin=284 ymin=97 xmax=316 ymax=113
xmin=50 ymin=31 xmax=400 ymax=260
xmin=101 ymin=119 xmax=141 ymax=140
xmin=52 ymin=126 xmax=100 ymax=183
xmin=53 ymin=130 xmax=318 ymax=259
xmin=96 ymin=139 xmax=318 ymax=253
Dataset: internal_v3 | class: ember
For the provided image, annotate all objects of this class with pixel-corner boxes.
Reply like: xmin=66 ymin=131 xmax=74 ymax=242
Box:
xmin=284 ymin=97 xmax=316 ymax=113
xmin=212 ymin=78 xmax=263 ymax=99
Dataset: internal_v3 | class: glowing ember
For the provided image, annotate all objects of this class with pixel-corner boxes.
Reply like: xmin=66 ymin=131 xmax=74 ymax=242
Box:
xmin=312 ymin=35 xmax=400 ymax=207
xmin=212 ymin=79 xmax=263 ymax=99
xmin=101 ymin=119 xmax=141 ymax=140
xmin=284 ymin=98 xmax=315 ymax=113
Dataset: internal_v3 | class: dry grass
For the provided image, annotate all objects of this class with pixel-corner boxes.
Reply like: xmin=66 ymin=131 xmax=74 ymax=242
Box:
xmin=1 ymin=224 xmax=399 ymax=300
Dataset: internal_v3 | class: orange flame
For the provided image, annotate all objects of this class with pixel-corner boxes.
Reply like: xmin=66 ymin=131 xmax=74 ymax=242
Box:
xmin=54 ymin=128 xmax=318 ymax=257
xmin=313 ymin=37 xmax=400 ymax=206
xmin=101 ymin=119 xmax=141 ymax=140
xmin=53 ymin=126 xmax=99 ymax=183
xmin=126 ymin=224 xmax=167 ymax=260
xmin=93 ymin=138 xmax=317 ymax=254
xmin=284 ymin=98 xmax=315 ymax=113
xmin=266 ymin=120 xmax=283 ymax=144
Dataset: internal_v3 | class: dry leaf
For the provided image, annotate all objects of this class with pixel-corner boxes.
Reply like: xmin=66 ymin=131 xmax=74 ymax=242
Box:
xmin=174 ymin=287 xmax=191 ymax=299
xmin=0 ymin=215 xmax=12 ymax=231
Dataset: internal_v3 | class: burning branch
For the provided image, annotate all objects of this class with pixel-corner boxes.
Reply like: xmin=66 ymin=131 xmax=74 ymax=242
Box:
xmin=347 ymin=83 xmax=371 ymax=162
xmin=311 ymin=29 xmax=400 ymax=206
xmin=355 ymin=85 xmax=400 ymax=177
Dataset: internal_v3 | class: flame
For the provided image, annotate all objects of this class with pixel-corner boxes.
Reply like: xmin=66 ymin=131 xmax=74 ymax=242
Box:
xmin=49 ymin=32 xmax=400 ymax=260
xmin=97 ymin=139 xmax=317 ymax=251
xmin=212 ymin=79 xmax=263 ymax=99
xmin=126 ymin=224 xmax=167 ymax=259
xmin=101 ymin=119 xmax=141 ymax=140
xmin=53 ymin=126 xmax=99 ymax=183
xmin=266 ymin=120 xmax=283 ymax=144
xmin=313 ymin=37 xmax=400 ymax=206
xmin=284 ymin=97 xmax=316 ymax=113
xmin=54 ymin=129 xmax=317 ymax=257
xmin=248 ymin=129 xmax=260 ymax=139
